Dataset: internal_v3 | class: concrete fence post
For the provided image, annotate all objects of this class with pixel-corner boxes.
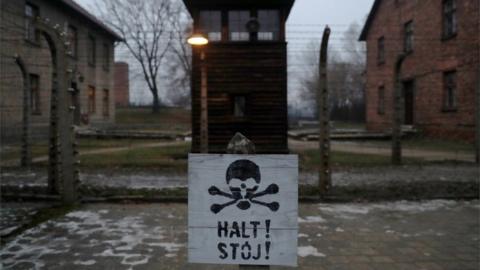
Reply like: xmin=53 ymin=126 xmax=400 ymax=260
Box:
xmin=318 ymin=26 xmax=331 ymax=196
xmin=392 ymin=54 xmax=406 ymax=165
xmin=476 ymin=59 xmax=480 ymax=164
xmin=14 ymin=56 xmax=32 ymax=168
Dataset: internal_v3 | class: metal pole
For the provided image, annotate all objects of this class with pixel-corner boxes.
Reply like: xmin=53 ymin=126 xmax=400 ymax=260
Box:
xmin=476 ymin=57 xmax=480 ymax=164
xmin=225 ymin=133 xmax=267 ymax=270
xmin=392 ymin=54 xmax=406 ymax=165
xmin=318 ymin=26 xmax=331 ymax=196
xmin=15 ymin=56 xmax=32 ymax=168
xmin=200 ymin=50 xmax=209 ymax=153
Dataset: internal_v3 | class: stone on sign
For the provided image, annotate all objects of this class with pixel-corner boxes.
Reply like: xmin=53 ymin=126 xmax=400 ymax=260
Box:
xmin=188 ymin=154 xmax=298 ymax=266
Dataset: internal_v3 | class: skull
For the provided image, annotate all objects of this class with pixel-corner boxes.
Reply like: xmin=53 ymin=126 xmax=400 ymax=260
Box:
xmin=208 ymin=159 xmax=280 ymax=214
xmin=226 ymin=159 xmax=260 ymax=210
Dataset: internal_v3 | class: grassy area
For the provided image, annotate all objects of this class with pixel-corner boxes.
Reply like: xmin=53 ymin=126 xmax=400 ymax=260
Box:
xmin=77 ymin=142 xmax=191 ymax=172
xmin=401 ymin=138 xmax=474 ymax=153
xmin=1 ymin=144 xmax=49 ymax=161
xmin=77 ymin=138 xmax=164 ymax=149
xmin=1 ymin=139 xmax=165 ymax=162
xmin=293 ymin=148 xmax=422 ymax=172
xmin=367 ymin=137 xmax=475 ymax=153
xmin=115 ymin=107 xmax=191 ymax=133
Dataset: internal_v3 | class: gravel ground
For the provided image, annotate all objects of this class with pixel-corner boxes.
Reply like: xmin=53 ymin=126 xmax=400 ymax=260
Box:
xmin=1 ymin=164 xmax=478 ymax=190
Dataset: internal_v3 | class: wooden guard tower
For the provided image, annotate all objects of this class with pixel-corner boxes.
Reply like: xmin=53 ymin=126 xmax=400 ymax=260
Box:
xmin=184 ymin=0 xmax=295 ymax=154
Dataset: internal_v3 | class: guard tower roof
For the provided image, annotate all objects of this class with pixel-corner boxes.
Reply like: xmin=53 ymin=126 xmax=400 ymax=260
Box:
xmin=182 ymin=0 xmax=296 ymax=19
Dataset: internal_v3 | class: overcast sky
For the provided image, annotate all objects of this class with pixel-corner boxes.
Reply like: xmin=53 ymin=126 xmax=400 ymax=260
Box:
xmin=75 ymin=0 xmax=375 ymax=105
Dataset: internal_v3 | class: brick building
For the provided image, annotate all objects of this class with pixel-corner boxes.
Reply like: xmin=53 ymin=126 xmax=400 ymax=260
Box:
xmin=114 ymin=62 xmax=130 ymax=107
xmin=359 ymin=0 xmax=479 ymax=142
xmin=0 ymin=0 xmax=122 ymax=142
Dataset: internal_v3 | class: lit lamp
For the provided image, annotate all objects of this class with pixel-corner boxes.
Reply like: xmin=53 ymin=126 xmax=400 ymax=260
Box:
xmin=187 ymin=34 xmax=209 ymax=46
xmin=187 ymin=33 xmax=209 ymax=153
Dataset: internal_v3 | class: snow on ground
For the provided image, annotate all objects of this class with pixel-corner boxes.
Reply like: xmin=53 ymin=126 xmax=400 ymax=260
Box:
xmin=318 ymin=200 xmax=464 ymax=219
xmin=0 ymin=208 xmax=183 ymax=270
xmin=298 ymin=216 xmax=326 ymax=223
xmin=298 ymin=233 xmax=309 ymax=238
xmin=0 ymin=203 xmax=51 ymax=237
xmin=73 ymin=260 xmax=96 ymax=265
xmin=298 ymin=246 xmax=326 ymax=257
xmin=3 ymin=162 xmax=478 ymax=191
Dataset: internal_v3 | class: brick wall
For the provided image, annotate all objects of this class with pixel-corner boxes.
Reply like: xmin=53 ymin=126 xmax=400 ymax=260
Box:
xmin=363 ymin=0 xmax=479 ymax=142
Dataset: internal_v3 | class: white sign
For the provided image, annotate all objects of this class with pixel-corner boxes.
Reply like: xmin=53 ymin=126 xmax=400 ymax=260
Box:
xmin=188 ymin=154 xmax=298 ymax=266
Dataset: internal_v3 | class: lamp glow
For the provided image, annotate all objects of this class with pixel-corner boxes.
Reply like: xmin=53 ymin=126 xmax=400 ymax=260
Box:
xmin=187 ymin=34 xmax=208 ymax=46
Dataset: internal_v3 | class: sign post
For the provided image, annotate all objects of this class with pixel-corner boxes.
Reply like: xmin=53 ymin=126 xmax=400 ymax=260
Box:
xmin=188 ymin=133 xmax=298 ymax=267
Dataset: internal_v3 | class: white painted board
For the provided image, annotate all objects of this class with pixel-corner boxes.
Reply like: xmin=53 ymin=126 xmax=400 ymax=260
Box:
xmin=188 ymin=154 xmax=298 ymax=266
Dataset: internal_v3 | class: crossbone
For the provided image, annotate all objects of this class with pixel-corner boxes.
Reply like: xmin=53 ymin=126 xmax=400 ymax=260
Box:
xmin=209 ymin=184 xmax=279 ymax=214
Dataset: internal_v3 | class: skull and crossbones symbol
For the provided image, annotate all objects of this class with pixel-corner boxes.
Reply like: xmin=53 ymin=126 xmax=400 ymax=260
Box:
xmin=208 ymin=159 xmax=280 ymax=214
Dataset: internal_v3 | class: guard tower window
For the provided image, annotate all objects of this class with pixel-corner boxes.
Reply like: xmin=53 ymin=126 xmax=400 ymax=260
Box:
xmin=257 ymin=10 xmax=280 ymax=41
xmin=233 ymin=95 xmax=247 ymax=117
xmin=229 ymin=10 xmax=250 ymax=41
xmin=199 ymin=11 xmax=222 ymax=41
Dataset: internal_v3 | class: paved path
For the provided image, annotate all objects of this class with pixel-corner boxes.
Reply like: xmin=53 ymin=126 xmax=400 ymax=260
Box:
xmin=289 ymin=139 xmax=476 ymax=162
xmin=1 ymin=200 xmax=478 ymax=269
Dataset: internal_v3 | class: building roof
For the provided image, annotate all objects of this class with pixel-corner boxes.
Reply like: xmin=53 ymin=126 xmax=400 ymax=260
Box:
xmin=61 ymin=0 xmax=123 ymax=41
xmin=358 ymin=0 xmax=381 ymax=41
xmin=182 ymin=0 xmax=296 ymax=19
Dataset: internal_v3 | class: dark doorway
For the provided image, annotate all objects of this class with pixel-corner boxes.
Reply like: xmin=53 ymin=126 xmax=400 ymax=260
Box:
xmin=71 ymin=82 xmax=81 ymax=125
xmin=403 ymin=80 xmax=415 ymax=125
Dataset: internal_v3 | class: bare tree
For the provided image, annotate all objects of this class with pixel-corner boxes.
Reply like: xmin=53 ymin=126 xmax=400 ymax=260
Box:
xmin=163 ymin=3 xmax=192 ymax=107
xmin=97 ymin=0 xmax=175 ymax=113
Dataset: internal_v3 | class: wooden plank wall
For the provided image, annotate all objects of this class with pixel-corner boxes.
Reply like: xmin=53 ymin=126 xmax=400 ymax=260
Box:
xmin=191 ymin=43 xmax=288 ymax=154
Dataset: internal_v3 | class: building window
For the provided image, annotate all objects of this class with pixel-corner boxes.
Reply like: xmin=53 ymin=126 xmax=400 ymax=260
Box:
xmin=199 ymin=10 xmax=222 ymax=41
xmin=30 ymin=74 xmax=40 ymax=114
xmin=377 ymin=36 xmax=385 ymax=64
xmin=25 ymin=3 xmax=39 ymax=42
xmin=377 ymin=86 xmax=385 ymax=115
xmin=404 ymin=21 xmax=414 ymax=53
xmin=229 ymin=10 xmax=250 ymax=41
xmin=443 ymin=0 xmax=457 ymax=39
xmin=102 ymin=89 xmax=109 ymax=117
xmin=88 ymin=35 xmax=96 ymax=66
xmin=443 ymin=71 xmax=456 ymax=111
xmin=68 ymin=26 xmax=78 ymax=58
xmin=233 ymin=95 xmax=247 ymax=117
xmin=103 ymin=43 xmax=110 ymax=71
xmin=88 ymin=86 xmax=96 ymax=113
xmin=257 ymin=10 xmax=280 ymax=41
